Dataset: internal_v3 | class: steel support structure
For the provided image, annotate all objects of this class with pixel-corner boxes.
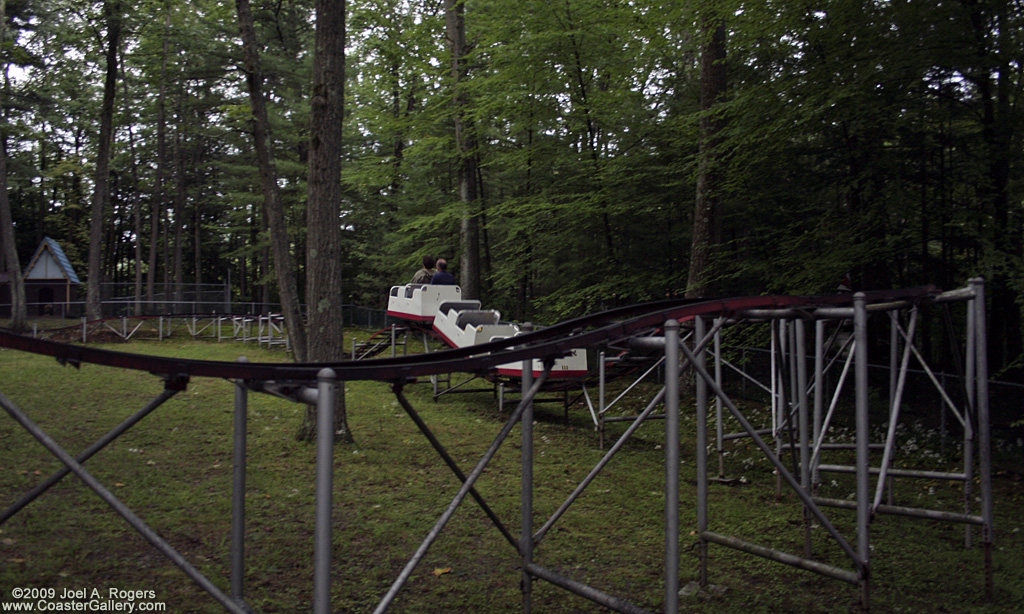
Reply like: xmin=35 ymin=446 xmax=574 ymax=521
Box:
xmin=586 ymin=329 xmax=698 ymax=450
xmin=682 ymin=282 xmax=993 ymax=612
xmin=0 ymin=282 xmax=994 ymax=613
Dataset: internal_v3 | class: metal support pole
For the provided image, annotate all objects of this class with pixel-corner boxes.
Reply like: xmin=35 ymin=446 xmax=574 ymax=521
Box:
xmin=965 ymin=287 xmax=977 ymax=549
xmin=313 ymin=369 xmax=337 ymax=614
xmin=665 ymin=319 xmax=681 ymax=612
xmin=704 ymin=530 xmax=859 ymax=584
xmin=890 ymin=312 xmax=898 ymax=413
xmin=971 ymin=278 xmax=994 ymax=601
xmin=940 ymin=372 xmax=947 ymax=456
xmin=714 ymin=319 xmax=724 ymax=478
xmin=741 ymin=347 xmax=747 ymax=397
xmin=788 ymin=318 xmax=799 ymax=433
xmin=770 ymin=324 xmax=778 ymax=438
xmin=521 ymin=324 xmax=535 ymax=614
xmin=796 ymin=320 xmax=811 ymax=558
xmin=813 ymin=319 xmax=825 ymax=491
xmin=525 ymin=563 xmax=654 ymax=614
xmin=774 ymin=321 xmax=786 ymax=499
xmin=887 ymin=311 xmax=899 ymax=506
xmin=231 ymin=359 xmax=249 ymax=604
xmin=599 ymin=350 xmax=606 ymax=450
xmin=854 ymin=293 xmax=871 ymax=612
xmin=692 ymin=317 xmax=708 ymax=592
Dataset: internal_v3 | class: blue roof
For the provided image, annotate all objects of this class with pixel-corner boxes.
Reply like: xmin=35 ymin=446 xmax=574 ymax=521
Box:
xmin=26 ymin=237 xmax=81 ymax=284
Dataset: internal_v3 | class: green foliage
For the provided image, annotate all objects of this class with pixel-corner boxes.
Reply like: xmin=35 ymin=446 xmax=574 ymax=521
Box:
xmin=1 ymin=0 xmax=1022 ymax=371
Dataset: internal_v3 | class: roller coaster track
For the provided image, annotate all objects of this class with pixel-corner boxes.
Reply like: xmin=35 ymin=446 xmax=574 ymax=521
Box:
xmin=0 ymin=286 xmax=937 ymax=384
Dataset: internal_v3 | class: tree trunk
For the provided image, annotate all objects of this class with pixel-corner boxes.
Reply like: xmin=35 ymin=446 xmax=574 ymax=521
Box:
xmin=119 ymin=64 xmax=144 ymax=317
xmin=0 ymin=0 xmax=26 ymax=330
xmin=971 ymin=2 xmax=1021 ymax=377
xmin=194 ymin=202 xmax=202 ymax=305
xmin=128 ymin=135 xmax=143 ymax=316
xmin=36 ymin=140 xmax=47 ymax=246
xmin=300 ymin=0 xmax=352 ymax=444
xmin=147 ymin=4 xmax=171 ymax=313
xmin=445 ymin=0 xmax=480 ymax=300
xmin=86 ymin=0 xmax=122 ymax=321
xmin=952 ymin=0 xmax=1021 ymax=378
xmin=172 ymin=122 xmax=185 ymax=313
xmin=235 ymin=0 xmax=309 ymax=361
xmin=0 ymin=133 xmax=25 ymax=332
xmin=686 ymin=8 xmax=726 ymax=299
xmin=260 ymin=215 xmax=271 ymax=309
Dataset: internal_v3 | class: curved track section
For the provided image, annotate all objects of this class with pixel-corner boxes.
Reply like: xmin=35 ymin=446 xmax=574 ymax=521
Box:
xmin=0 ymin=287 xmax=939 ymax=382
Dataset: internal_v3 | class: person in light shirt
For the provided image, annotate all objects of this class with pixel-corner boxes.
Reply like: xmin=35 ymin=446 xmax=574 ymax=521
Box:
xmin=410 ymin=255 xmax=435 ymax=285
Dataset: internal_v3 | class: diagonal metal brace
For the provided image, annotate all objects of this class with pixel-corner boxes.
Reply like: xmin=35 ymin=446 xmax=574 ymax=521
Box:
xmin=392 ymin=382 xmax=519 ymax=550
xmin=1 ymin=386 xmax=181 ymax=525
xmin=373 ymin=364 xmax=553 ymax=614
xmin=0 ymin=389 xmax=249 ymax=614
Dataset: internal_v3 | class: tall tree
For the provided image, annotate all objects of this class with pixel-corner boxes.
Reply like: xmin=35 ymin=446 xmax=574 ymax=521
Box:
xmin=86 ymin=0 xmax=122 ymax=321
xmin=445 ymin=0 xmax=480 ymax=299
xmin=120 ymin=74 xmax=144 ymax=316
xmin=301 ymin=0 xmax=352 ymax=443
xmin=686 ymin=2 xmax=726 ymax=299
xmin=961 ymin=0 xmax=1022 ymax=375
xmin=0 ymin=0 xmax=27 ymax=331
xmin=171 ymin=113 xmax=185 ymax=312
xmin=234 ymin=0 xmax=309 ymax=362
xmin=146 ymin=3 xmax=171 ymax=312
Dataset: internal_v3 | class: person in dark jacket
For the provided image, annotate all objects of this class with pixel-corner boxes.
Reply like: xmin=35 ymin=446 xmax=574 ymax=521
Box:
xmin=430 ymin=258 xmax=456 ymax=285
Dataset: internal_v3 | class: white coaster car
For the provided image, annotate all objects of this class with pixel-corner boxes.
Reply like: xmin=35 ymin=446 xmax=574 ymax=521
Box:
xmin=387 ymin=284 xmax=464 ymax=322
xmin=431 ymin=302 xmax=519 ymax=349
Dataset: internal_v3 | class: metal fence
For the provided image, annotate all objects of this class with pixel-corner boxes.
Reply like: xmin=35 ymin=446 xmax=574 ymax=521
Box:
xmin=5 ymin=301 xmax=392 ymax=330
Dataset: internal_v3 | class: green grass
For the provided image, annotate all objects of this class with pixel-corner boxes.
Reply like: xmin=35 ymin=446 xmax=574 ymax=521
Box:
xmin=0 ymin=336 xmax=1022 ymax=613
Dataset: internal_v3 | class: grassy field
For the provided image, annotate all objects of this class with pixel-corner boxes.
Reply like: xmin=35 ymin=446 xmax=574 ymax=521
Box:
xmin=0 ymin=333 xmax=1022 ymax=613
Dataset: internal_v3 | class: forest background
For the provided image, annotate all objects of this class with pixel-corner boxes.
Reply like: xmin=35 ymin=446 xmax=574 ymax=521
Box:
xmin=0 ymin=0 xmax=1022 ymax=384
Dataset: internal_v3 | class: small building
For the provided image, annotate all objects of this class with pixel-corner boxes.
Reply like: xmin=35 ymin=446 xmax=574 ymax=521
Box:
xmin=20 ymin=237 xmax=81 ymax=317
